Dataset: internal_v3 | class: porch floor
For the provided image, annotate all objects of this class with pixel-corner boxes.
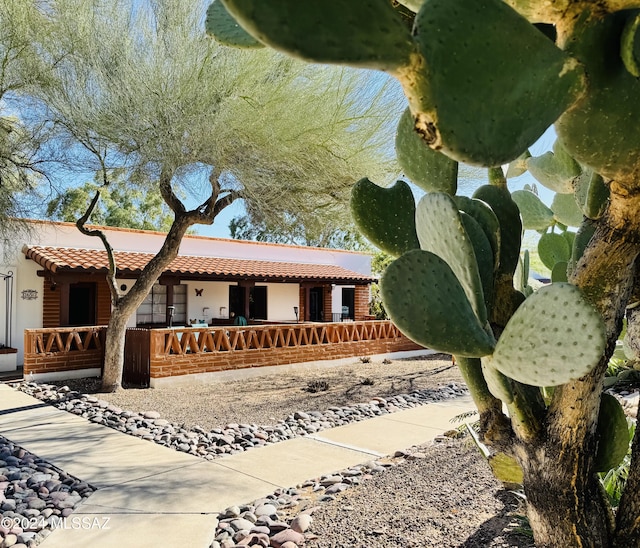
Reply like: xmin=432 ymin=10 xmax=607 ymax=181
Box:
xmin=0 ymin=382 xmax=474 ymax=548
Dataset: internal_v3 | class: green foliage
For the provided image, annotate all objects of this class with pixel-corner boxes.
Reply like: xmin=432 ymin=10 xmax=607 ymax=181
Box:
xmin=47 ymin=173 xmax=174 ymax=231
xmin=511 ymin=189 xmax=554 ymax=231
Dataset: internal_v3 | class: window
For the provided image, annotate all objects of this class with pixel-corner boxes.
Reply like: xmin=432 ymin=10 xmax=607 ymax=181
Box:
xmin=137 ymin=284 xmax=167 ymax=325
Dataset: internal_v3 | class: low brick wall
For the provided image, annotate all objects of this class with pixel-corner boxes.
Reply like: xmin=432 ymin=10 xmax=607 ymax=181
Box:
xmin=23 ymin=327 xmax=105 ymax=377
xmin=148 ymin=321 xmax=422 ymax=380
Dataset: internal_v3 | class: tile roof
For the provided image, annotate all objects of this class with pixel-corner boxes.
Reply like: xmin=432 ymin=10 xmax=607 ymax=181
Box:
xmin=23 ymin=246 xmax=373 ymax=284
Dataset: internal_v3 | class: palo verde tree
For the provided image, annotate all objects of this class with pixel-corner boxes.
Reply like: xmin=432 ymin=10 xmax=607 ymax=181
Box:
xmin=7 ymin=0 xmax=400 ymax=391
xmin=211 ymin=1 xmax=640 ymax=546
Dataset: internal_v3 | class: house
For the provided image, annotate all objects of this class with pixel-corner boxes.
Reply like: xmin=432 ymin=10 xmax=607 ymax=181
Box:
xmin=0 ymin=219 xmax=380 ymax=371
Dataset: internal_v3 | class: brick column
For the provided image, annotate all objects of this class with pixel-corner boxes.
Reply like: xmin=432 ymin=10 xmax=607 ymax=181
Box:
xmin=323 ymin=285 xmax=333 ymax=322
xmin=354 ymin=285 xmax=370 ymax=321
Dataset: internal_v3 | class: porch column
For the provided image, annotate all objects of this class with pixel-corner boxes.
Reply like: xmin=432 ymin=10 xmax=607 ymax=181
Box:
xmin=354 ymin=285 xmax=370 ymax=321
xmin=301 ymin=283 xmax=312 ymax=322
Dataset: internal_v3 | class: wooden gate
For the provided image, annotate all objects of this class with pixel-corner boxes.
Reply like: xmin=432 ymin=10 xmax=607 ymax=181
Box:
xmin=123 ymin=328 xmax=151 ymax=388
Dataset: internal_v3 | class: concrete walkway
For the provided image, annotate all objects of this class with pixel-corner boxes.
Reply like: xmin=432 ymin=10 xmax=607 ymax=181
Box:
xmin=0 ymin=383 xmax=474 ymax=548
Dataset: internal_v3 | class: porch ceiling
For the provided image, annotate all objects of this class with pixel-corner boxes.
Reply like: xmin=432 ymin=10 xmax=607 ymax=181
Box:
xmin=22 ymin=245 xmax=374 ymax=285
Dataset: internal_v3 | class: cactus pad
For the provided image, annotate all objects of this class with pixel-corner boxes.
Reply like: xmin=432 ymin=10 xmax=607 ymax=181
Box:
xmin=409 ymin=0 xmax=585 ymax=166
xmin=621 ymin=12 xmax=640 ymax=77
xmin=481 ymin=359 xmax=514 ymax=403
xmin=489 ymin=283 xmax=606 ymax=387
xmin=552 ymin=192 xmax=584 ymax=227
xmin=416 ymin=192 xmax=487 ymax=324
xmin=473 ymin=185 xmax=522 ymax=278
xmin=526 ymin=140 xmax=581 ymax=194
xmin=488 ymin=452 xmax=524 ymax=487
xmin=221 ymin=0 xmax=415 ymax=70
xmin=206 ymin=1 xmax=264 ymax=48
xmin=351 ymin=178 xmax=420 ymax=257
xmin=568 ymin=222 xmax=596 ymax=275
xmin=574 ymin=169 xmax=609 ymax=220
xmin=455 ymin=196 xmax=501 ymax=270
xmin=396 ymin=108 xmax=458 ymax=195
xmin=551 ymin=261 xmax=569 ymax=283
xmin=538 ymin=232 xmax=571 ymax=270
xmin=511 ymin=190 xmax=554 ymax=231
xmin=506 ymin=150 xmax=531 ymax=179
xmin=557 ymin=11 xmax=640 ymax=181
xmin=594 ymin=393 xmax=630 ymax=472
xmin=381 ymin=249 xmax=496 ymax=357
xmin=461 ymin=212 xmax=495 ymax=313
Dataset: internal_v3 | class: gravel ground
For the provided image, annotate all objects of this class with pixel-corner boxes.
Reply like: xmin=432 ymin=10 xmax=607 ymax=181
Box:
xmin=10 ymin=354 xmax=534 ymax=547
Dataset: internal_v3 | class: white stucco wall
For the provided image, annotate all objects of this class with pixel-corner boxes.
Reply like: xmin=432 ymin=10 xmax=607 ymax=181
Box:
xmin=263 ymin=283 xmax=298 ymax=322
xmin=184 ymin=281 xmax=232 ymax=323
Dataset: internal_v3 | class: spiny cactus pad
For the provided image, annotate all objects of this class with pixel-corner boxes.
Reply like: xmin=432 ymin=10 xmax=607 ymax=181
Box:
xmin=351 ymin=178 xmax=420 ymax=257
xmin=381 ymin=249 xmax=496 ymax=357
xmin=481 ymin=359 xmax=514 ymax=403
xmin=489 ymin=283 xmax=606 ymax=387
xmin=538 ymin=232 xmax=571 ymax=270
xmin=416 ymin=192 xmax=487 ymax=324
xmin=220 ymin=0 xmax=415 ymax=70
xmin=409 ymin=0 xmax=585 ymax=166
xmin=473 ymin=185 xmax=522 ymax=278
xmin=574 ymin=169 xmax=609 ymax=220
xmin=594 ymin=393 xmax=630 ymax=473
xmin=395 ymin=108 xmax=458 ymax=195
xmin=526 ymin=140 xmax=581 ymax=194
xmin=552 ymin=192 xmax=584 ymax=227
xmin=454 ymin=196 xmax=501 ymax=270
xmin=206 ymin=0 xmax=264 ymax=48
xmin=511 ymin=190 xmax=554 ymax=231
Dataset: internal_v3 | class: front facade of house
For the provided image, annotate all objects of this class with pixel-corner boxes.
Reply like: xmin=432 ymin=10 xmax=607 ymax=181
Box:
xmin=0 ymin=220 xmax=375 ymax=368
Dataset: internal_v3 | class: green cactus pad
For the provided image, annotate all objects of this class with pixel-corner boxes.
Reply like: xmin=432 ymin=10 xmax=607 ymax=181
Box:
xmin=538 ymin=232 xmax=571 ymax=270
xmin=557 ymin=12 xmax=640 ymax=181
xmin=506 ymin=150 xmax=531 ymax=179
xmin=574 ymin=169 xmax=609 ymax=220
xmin=511 ymin=190 xmax=554 ymax=231
xmin=473 ymin=185 xmax=522 ymax=278
xmin=396 ymin=108 xmax=458 ymax=195
xmin=514 ymin=250 xmax=532 ymax=296
xmin=594 ymin=393 xmax=630 ymax=472
xmin=409 ymin=0 xmax=585 ymax=166
xmin=621 ymin=12 xmax=640 ymax=78
xmin=351 ymin=178 xmax=420 ymax=257
xmin=551 ymin=261 xmax=568 ymax=283
xmin=526 ymin=140 xmax=581 ymax=194
xmin=481 ymin=359 xmax=514 ymax=403
xmin=381 ymin=250 xmax=496 ymax=356
xmin=454 ymin=196 xmax=501 ymax=269
xmin=206 ymin=1 xmax=265 ymax=48
xmin=489 ymin=283 xmax=606 ymax=387
xmin=416 ymin=192 xmax=487 ymax=324
xmin=461 ymin=212 xmax=495 ymax=313
xmin=552 ymin=192 xmax=584 ymax=227
xmin=221 ymin=0 xmax=415 ymax=70
xmin=568 ymin=222 xmax=596 ymax=275
xmin=562 ymin=231 xmax=576 ymax=250
xmin=488 ymin=452 xmax=524 ymax=487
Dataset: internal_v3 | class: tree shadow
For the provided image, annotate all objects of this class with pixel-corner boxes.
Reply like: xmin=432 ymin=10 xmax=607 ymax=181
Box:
xmin=458 ymin=491 xmax=535 ymax=548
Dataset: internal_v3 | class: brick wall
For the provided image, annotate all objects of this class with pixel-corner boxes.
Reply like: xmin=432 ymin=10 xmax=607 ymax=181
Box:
xmin=96 ymin=279 xmax=112 ymax=325
xmin=323 ymin=284 xmax=332 ymax=322
xmin=23 ymin=328 xmax=105 ymax=377
xmin=148 ymin=331 xmax=421 ymax=379
xmin=42 ymin=278 xmax=60 ymax=329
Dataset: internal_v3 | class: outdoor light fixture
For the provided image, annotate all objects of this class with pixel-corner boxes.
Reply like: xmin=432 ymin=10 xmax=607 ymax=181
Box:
xmin=167 ymin=305 xmax=175 ymax=328
xmin=293 ymin=306 xmax=299 ymax=323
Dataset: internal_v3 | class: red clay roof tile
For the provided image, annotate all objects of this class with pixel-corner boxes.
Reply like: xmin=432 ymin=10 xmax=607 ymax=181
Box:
xmin=22 ymin=246 xmax=373 ymax=284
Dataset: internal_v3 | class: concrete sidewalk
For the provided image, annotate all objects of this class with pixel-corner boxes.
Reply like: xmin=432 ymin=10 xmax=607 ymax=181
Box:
xmin=0 ymin=384 xmax=474 ymax=548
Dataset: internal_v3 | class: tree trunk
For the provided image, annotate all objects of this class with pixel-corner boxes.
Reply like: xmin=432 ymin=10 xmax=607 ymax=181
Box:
xmin=100 ymin=307 xmax=132 ymax=392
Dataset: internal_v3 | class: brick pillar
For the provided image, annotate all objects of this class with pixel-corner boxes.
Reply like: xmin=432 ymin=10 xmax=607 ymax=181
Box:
xmin=354 ymin=285 xmax=370 ymax=321
xmin=323 ymin=285 xmax=333 ymax=322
